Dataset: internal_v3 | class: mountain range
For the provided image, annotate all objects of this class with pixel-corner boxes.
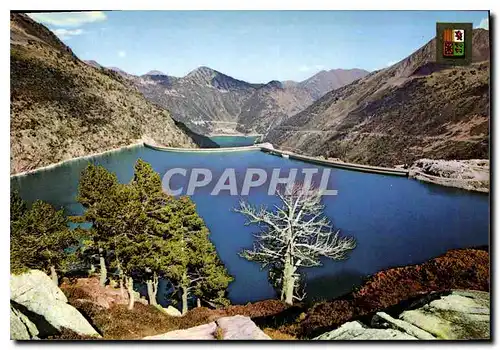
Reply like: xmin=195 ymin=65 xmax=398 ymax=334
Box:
xmin=11 ymin=12 xmax=490 ymax=172
xmin=265 ymin=29 xmax=490 ymax=167
xmin=10 ymin=13 xmax=199 ymax=174
xmin=88 ymin=64 xmax=369 ymax=135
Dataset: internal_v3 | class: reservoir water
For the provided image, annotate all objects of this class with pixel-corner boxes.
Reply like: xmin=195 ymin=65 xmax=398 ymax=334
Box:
xmin=210 ymin=135 xmax=259 ymax=147
xmin=11 ymin=142 xmax=489 ymax=305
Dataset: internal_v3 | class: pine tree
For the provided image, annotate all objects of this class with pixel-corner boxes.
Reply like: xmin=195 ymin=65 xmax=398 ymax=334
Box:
xmin=75 ymin=159 xmax=233 ymax=311
xmin=128 ymin=160 xmax=184 ymax=306
xmin=10 ymin=190 xmax=26 ymax=222
xmin=169 ymin=196 xmax=233 ymax=314
xmin=77 ymin=163 xmax=120 ymax=286
xmin=10 ymin=192 xmax=79 ymax=284
xmin=10 ymin=191 xmax=30 ymax=274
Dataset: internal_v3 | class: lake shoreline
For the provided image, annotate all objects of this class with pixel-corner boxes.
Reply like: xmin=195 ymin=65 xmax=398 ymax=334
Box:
xmin=409 ymin=159 xmax=489 ymax=193
xmin=208 ymin=133 xmax=262 ymax=137
xmin=11 ymin=141 xmax=490 ymax=194
xmin=10 ymin=142 xmax=145 ymax=178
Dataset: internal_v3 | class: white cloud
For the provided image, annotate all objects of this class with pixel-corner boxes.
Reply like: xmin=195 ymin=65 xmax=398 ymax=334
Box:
xmin=52 ymin=28 xmax=84 ymax=40
xmin=118 ymin=51 xmax=126 ymax=58
xmin=476 ymin=17 xmax=489 ymax=30
xmin=27 ymin=11 xmax=107 ymax=27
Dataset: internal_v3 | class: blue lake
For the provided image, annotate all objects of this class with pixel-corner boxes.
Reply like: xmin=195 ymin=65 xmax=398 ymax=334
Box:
xmin=11 ymin=145 xmax=489 ymax=305
xmin=210 ymin=135 xmax=259 ymax=147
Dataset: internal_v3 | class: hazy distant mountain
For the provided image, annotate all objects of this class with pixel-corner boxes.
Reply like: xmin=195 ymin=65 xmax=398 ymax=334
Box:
xmin=144 ymin=70 xmax=166 ymax=76
xmin=265 ymin=29 xmax=490 ymax=167
xmin=295 ymin=68 xmax=370 ymax=100
xmin=10 ymin=13 xmax=198 ymax=174
xmin=115 ymin=66 xmax=368 ymax=134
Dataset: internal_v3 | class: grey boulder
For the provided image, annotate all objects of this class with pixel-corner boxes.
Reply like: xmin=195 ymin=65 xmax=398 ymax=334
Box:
xmin=10 ymin=270 xmax=100 ymax=338
xmin=10 ymin=303 xmax=39 ymax=340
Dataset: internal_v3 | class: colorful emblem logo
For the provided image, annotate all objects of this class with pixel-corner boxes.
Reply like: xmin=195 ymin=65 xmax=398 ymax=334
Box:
xmin=436 ymin=23 xmax=473 ymax=65
xmin=443 ymin=28 xmax=465 ymax=57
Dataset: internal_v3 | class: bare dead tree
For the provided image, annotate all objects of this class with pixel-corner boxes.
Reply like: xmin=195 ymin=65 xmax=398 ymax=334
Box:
xmin=236 ymin=183 xmax=356 ymax=305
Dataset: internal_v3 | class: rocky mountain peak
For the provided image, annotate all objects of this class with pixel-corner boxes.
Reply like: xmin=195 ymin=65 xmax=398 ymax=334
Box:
xmin=184 ymin=66 xmax=254 ymax=91
xmin=261 ymin=80 xmax=283 ymax=90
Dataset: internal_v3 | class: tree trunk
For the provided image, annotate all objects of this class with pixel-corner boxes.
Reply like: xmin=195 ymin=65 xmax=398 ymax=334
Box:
xmin=180 ymin=270 xmax=189 ymax=314
xmin=196 ymin=298 xmax=201 ymax=308
xmin=282 ymin=256 xmax=295 ymax=305
xmin=127 ymin=276 xmax=135 ymax=310
xmin=99 ymin=251 xmax=107 ymax=287
xmin=118 ymin=265 xmax=124 ymax=298
xmin=280 ymin=277 xmax=285 ymax=301
xmin=50 ymin=265 xmax=58 ymax=286
xmin=89 ymin=263 xmax=95 ymax=276
xmin=153 ymin=273 xmax=159 ymax=303
xmin=119 ymin=278 xmax=124 ymax=298
xmin=181 ymin=286 xmax=188 ymax=315
xmin=284 ymin=274 xmax=295 ymax=305
xmin=146 ymin=279 xmax=157 ymax=306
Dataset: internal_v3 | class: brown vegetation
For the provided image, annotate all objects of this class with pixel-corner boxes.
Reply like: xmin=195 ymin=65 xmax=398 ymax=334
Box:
xmin=57 ymin=248 xmax=489 ymax=340
xmin=273 ymin=248 xmax=489 ymax=338
xmin=61 ymin=277 xmax=129 ymax=309
xmin=263 ymin=328 xmax=298 ymax=340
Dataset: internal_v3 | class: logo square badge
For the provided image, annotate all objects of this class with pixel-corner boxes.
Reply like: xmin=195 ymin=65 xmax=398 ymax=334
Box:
xmin=436 ymin=23 xmax=473 ymax=65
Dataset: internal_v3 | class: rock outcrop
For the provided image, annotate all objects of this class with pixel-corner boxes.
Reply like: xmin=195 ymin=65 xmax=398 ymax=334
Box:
xmin=10 ymin=270 xmax=100 ymax=339
xmin=216 ymin=315 xmax=271 ymax=340
xmin=143 ymin=315 xmax=271 ymax=340
xmin=399 ymin=290 xmax=490 ymax=340
xmin=313 ymin=290 xmax=490 ymax=340
xmin=314 ymin=321 xmax=417 ymax=340
xmin=10 ymin=303 xmax=39 ymax=340
xmin=144 ymin=322 xmax=218 ymax=340
xmin=409 ymin=159 xmax=489 ymax=193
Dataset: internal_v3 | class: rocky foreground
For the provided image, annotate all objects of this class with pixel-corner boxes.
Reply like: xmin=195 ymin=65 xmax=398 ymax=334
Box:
xmin=11 ymin=248 xmax=489 ymax=340
xmin=409 ymin=159 xmax=489 ymax=193
xmin=314 ymin=290 xmax=490 ymax=340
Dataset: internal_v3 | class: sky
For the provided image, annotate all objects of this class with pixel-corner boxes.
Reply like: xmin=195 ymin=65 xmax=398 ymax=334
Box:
xmin=27 ymin=10 xmax=489 ymax=83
